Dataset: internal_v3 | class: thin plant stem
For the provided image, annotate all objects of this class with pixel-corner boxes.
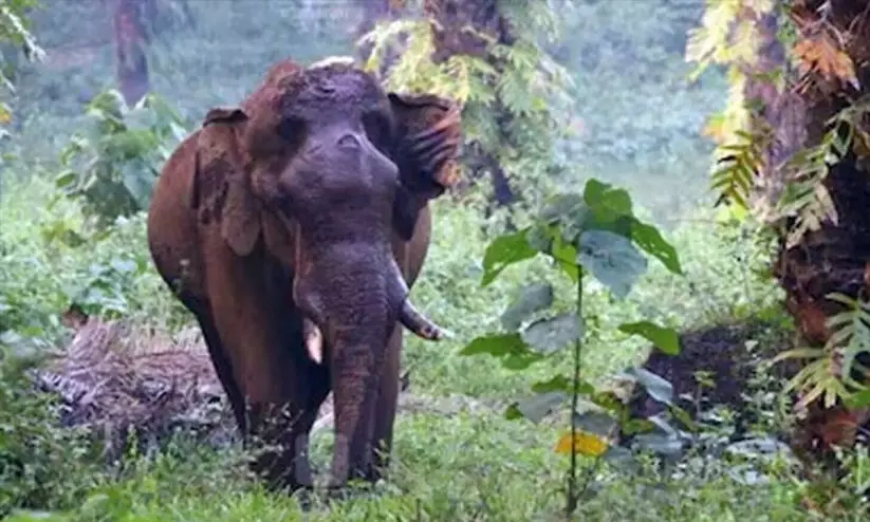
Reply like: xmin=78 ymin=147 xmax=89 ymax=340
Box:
xmin=566 ymin=268 xmax=583 ymax=518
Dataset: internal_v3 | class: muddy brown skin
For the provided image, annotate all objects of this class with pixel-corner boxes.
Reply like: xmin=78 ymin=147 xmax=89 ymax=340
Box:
xmin=146 ymin=57 xmax=461 ymax=492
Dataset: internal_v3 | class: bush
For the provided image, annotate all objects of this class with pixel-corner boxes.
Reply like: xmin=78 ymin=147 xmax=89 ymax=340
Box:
xmin=0 ymin=351 xmax=101 ymax=516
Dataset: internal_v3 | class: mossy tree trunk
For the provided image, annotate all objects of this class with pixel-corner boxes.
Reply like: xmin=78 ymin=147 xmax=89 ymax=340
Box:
xmin=753 ymin=0 xmax=870 ymax=460
xmin=421 ymin=0 xmax=518 ymax=209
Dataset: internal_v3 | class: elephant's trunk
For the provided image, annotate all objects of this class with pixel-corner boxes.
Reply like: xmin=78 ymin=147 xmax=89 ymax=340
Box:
xmin=302 ymin=259 xmax=448 ymax=364
xmin=328 ymin=323 xmax=385 ymax=486
xmin=293 ymin=243 xmax=445 ymax=486
xmin=290 ymin=243 xmax=397 ymax=484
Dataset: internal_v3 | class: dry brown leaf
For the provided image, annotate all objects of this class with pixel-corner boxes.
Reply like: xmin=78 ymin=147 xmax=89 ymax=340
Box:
xmin=793 ymin=35 xmax=859 ymax=88
xmin=819 ymin=408 xmax=860 ymax=448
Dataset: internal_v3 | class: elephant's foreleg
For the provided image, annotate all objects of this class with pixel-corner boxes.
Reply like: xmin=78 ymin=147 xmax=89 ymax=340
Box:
xmin=368 ymin=324 xmax=403 ymax=481
xmin=202 ymin=247 xmax=329 ymax=493
xmin=248 ymin=361 xmax=330 ymax=491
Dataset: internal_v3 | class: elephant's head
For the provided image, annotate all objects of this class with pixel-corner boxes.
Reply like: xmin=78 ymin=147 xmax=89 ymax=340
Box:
xmin=189 ymin=56 xmax=461 ymax=482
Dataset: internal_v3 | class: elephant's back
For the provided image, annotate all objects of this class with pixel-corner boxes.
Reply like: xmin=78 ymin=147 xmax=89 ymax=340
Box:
xmin=147 ymin=132 xmax=206 ymax=303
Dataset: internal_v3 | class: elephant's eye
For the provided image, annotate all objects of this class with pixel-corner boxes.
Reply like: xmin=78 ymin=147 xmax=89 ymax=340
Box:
xmin=277 ymin=116 xmax=305 ymax=140
xmin=362 ymin=111 xmax=391 ymax=152
xmin=277 ymin=116 xmax=308 ymax=152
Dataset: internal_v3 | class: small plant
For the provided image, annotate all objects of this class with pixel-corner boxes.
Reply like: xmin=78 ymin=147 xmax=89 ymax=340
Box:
xmin=457 ymin=177 xmax=686 ymax=516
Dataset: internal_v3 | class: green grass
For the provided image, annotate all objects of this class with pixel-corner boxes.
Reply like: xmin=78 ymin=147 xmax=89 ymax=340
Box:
xmin=0 ymin=411 xmax=817 ymax=521
xmin=0 ymin=413 xmax=818 ymax=521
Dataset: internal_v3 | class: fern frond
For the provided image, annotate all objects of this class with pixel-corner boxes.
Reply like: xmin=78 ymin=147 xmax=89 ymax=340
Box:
xmin=823 ymin=293 xmax=870 ymax=392
xmin=773 ymin=112 xmax=857 ymax=246
xmin=710 ymin=126 xmax=769 ymax=208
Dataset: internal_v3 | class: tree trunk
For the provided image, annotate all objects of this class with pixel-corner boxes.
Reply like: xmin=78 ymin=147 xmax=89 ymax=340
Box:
xmin=354 ymin=0 xmax=391 ymax=64
xmin=112 ymin=0 xmax=149 ymax=106
xmin=756 ymin=0 xmax=870 ymax=463
xmin=422 ymin=0 xmax=518 ymax=209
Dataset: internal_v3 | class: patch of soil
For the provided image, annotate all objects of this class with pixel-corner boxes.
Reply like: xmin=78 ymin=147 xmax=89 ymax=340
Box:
xmin=623 ymin=318 xmax=799 ymax=437
xmin=620 ymin=317 xmax=870 ymax=468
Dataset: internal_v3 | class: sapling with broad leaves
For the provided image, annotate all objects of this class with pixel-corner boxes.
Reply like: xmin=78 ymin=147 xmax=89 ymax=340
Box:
xmin=458 ymin=177 xmax=691 ymax=516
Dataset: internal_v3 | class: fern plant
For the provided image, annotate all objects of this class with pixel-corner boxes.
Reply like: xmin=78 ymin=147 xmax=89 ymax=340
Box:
xmin=688 ymin=0 xmax=870 ymax=417
xmin=686 ymin=0 xmax=783 ymax=212
xmin=776 ymin=293 xmax=870 ymax=410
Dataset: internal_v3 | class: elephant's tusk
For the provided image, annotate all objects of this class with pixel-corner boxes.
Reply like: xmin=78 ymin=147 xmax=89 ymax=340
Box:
xmin=387 ymin=256 xmax=451 ymax=342
xmin=303 ymin=318 xmax=323 ymax=364
xmin=400 ymin=299 xmax=452 ymax=341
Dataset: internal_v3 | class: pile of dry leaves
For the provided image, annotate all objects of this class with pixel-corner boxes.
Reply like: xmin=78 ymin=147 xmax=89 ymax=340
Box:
xmin=30 ymin=317 xmax=237 ymax=460
xmin=26 ymin=314 xmax=471 ymax=462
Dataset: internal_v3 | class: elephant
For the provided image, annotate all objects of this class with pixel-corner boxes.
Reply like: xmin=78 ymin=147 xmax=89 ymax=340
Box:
xmin=146 ymin=55 xmax=462 ymax=493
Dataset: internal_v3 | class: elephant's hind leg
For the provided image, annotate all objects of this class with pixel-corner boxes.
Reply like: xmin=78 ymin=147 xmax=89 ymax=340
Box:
xmin=192 ymin=307 xmax=247 ymax=434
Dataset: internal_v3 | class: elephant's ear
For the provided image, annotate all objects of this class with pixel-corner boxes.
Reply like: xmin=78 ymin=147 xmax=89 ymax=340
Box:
xmin=387 ymin=92 xmax=462 ymax=239
xmin=192 ymin=106 xmax=262 ymax=257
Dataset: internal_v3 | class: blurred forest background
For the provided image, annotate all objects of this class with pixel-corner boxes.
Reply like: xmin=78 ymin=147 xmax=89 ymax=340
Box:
xmin=1 ymin=0 xmax=721 ymax=220
xmin=2 ymin=0 xmax=870 ymax=521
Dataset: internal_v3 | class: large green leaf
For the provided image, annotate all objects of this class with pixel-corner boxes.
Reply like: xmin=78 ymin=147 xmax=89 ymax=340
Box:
xmin=528 ymin=223 xmax=581 ymax=282
xmin=629 ymin=219 xmax=683 ymax=275
xmin=501 ymin=351 xmax=545 ymax=370
xmin=460 ymin=332 xmax=530 ymax=358
xmin=618 ymin=320 xmax=681 ymax=355
xmin=575 ymin=179 xmax=682 ymax=276
xmin=846 ymin=388 xmax=870 ymax=409
xmin=481 ymin=228 xmax=538 ymax=286
xmin=577 ymin=230 xmax=647 ymax=299
xmin=573 ymin=410 xmax=618 ymax=437
xmin=506 ymin=391 xmax=566 ymax=422
xmin=532 ymin=375 xmax=595 ymax=395
xmin=538 ymin=193 xmax=588 ymax=243
xmin=500 ymin=282 xmax=554 ymax=331
xmin=584 ymin=178 xmax=633 ymax=223
xmin=521 ymin=313 xmax=583 ymax=354
xmin=624 ymin=367 xmax=674 ymax=405
xmin=460 ymin=333 xmax=543 ymax=369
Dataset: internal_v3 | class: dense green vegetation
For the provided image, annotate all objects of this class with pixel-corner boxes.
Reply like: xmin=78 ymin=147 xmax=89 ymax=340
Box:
xmin=2 ymin=1 xmax=869 ymax=520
